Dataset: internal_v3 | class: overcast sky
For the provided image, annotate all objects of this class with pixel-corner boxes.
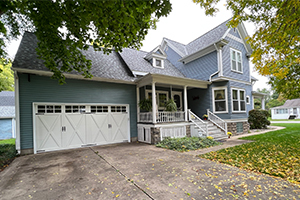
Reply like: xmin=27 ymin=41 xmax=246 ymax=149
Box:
xmin=7 ymin=0 xmax=269 ymax=91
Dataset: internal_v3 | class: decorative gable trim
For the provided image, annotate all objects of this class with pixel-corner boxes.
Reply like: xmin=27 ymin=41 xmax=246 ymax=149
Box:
xmin=227 ymin=33 xmax=244 ymax=43
xmin=161 ymin=39 xmax=186 ymax=57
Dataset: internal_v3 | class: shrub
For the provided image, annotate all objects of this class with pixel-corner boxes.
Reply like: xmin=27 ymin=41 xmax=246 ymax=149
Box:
xmin=156 ymin=137 xmax=221 ymax=152
xmin=248 ymin=109 xmax=270 ymax=129
xmin=0 ymin=144 xmax=17 ymax=169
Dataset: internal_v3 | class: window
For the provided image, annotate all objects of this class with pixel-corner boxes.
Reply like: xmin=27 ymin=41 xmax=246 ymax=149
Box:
xmin=65 ymin=105 xmax=86 ymax=113
xmin=236 ymin=122 xmax=243 ymax=133
xmin=213 ymin=88 xmax=227 ymax=113
xmin=146 ymin=90 xmax=169 ymax=110
xmin=246 ymin=96 xmax=250 ymax=104
xmin=37 ymin=105 xmax=61 ymax=114
xmin=111 ymin=106 xmax=127 ymax=113
xmin=153 ymin=58 xmax=164 ymax=68
xmin=231 ymin=49 xmax=242 ymax=73
xmin=91 ymin=106 xmax=108 ymax=113
xmin=232 ymin=89 xmax=246 ymax=112
xmin=275 ymin=109 xmax=288 ymax=114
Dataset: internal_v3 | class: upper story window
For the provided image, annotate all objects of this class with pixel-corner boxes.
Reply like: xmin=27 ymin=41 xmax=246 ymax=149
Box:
xmin=153 ymin=57 xmax=164 ymax=68
xmin=231 ymin=49 xmax=243 ymax=73
xmin=212 ymin=87 xmax=228 ymax=113
xmin=232 ymin=88 xmax=246 ymax=112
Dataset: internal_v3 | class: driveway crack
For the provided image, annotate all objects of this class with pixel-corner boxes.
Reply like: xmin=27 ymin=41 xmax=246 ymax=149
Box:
xmin=90 ymin=147 xmax=154 ymax=200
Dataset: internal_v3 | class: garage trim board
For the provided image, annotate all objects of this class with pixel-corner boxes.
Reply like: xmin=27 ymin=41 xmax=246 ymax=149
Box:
xmin=33 ymin=103 xmax=130 ymax=154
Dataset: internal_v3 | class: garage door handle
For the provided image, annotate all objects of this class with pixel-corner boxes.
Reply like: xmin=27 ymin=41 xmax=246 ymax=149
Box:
xmin=108 ymin=124 xmax=112 ymax=128
xmin=62 ymin=126 xmax=66 ymax=132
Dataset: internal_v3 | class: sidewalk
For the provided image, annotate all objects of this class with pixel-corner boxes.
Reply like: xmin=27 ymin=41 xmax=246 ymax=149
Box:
xmin=184 ymin=126 xmax=285 ymax=156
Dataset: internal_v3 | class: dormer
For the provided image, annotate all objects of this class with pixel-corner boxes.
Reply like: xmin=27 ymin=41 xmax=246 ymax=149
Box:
xmin=144 ymin=46 xmax=167 ymax=69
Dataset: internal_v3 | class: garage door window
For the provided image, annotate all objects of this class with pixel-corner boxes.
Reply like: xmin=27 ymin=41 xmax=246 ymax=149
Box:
xmin=91 ymin=106 xmax=108 ymax=113
xmin=111 ymin=106 xmax=127 ymax=113
xmin=65 ymin=105 xmax=86 ymax=113
xmin=37 ymin=105 xmax=61 ymax=114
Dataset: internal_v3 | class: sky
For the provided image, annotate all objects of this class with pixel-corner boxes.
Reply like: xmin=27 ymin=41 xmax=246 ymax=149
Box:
xmin=7 ymin=0 xmax=269 ymax=91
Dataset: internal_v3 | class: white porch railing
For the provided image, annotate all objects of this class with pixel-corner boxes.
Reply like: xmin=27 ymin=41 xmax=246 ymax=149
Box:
xmin=207 ymin=109 xmax=227 ymax=134
xmin=188 ymin=109 xmax=208 ymax=136
xmin=139 ymin=111 xmax=185 ymax=123
xmin=139 ymin=112 xmax=153 ymax=123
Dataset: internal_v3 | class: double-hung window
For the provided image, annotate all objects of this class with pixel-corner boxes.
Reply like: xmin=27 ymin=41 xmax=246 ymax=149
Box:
xmin=231 ymin=49 xmax=242 ymax=73
xmin=232 ymin=89 xmax=246 ymax=112
xmin=213 ymin=87 xmax=228 ymax=113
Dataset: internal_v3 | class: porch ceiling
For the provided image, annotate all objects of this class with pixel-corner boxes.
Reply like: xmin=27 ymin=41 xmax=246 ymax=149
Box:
xmin=136 ymin=73 xmax=210 ymax=89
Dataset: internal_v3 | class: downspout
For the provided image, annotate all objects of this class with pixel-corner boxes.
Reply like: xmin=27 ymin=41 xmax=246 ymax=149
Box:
xmin=210 ymin=43 xmax=220 ymax=82
xmin=14 ymin=71 xmax=21 ymax=154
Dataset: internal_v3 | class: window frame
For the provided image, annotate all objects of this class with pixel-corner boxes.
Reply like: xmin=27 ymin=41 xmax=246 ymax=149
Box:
xmin=146 ymin=90 xmax=169 ymax=110
xmin=231 ymin=88 xmax=246 ymax=113
xmin=230 ymin=48 xmax=243 ymax=73
xmin=212 ymin=87 xmax=228 ymax=113
xmin=153 ymin=57 xmax=164 ymax=69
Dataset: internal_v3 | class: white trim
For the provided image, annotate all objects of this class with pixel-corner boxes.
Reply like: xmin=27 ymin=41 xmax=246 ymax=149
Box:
xmin=212 ymin=76 xmax=251 ymax=85
xmin=162 ymin=39 xmax=186 ymax=57
xmin=151 ymin=82 xmax=156 ymax=123
xmin=137 ymin=86 xmax=140 ymax=122
xmin=132 ymin=71 xmax=148 ymax=77
xmin=184 ymin=86 xmax=188 ymax=121
xmin=212 ymin=86 xmax=228 ymax=113
xmin=227 ymin=33 xmax=244 ymax=44
xmin=221 ymin=28 xmax=231 ymax=40
xmin=230 ymin=48 xmax=243 ymax=73
xmin=231 ymin=88 xmax=246 ymax=113
xmin=153 ymin=57 xmax=164 ymax=69
xmin=14 ymin=71 xmax=20 ymax=153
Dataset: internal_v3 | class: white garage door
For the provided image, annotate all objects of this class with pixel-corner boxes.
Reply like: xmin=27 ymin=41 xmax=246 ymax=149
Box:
xmin=34 ymin=104 xmax=129 ymax=153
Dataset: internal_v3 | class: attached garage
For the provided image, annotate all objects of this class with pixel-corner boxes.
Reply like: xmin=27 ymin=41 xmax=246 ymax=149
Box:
xmin=34 ymin=103 xmax=130 ymax=153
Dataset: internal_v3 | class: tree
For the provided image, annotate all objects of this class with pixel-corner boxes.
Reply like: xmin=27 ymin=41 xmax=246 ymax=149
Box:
xmin=0 ymin=59 xmax=14 ymax=91
xmin=269 ymin=64 xmax=300 ymax=99
xmin=193 ymin=0 xmax=300 ymax=97
xmin=0 ymin=0 xmax=172 ymax=83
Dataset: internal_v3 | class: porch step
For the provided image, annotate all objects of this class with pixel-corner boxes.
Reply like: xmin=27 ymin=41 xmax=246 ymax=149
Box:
xmin=193 ymin=121 xmax=227 ymax=140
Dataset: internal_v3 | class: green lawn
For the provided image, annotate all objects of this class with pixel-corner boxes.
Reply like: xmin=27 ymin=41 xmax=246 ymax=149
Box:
xmin=0 ymin=138 xmax=16 ymax=145
xmin=269 ymin=118 xmax=300 ymax=121
xmin=200 ymin=123 xmax=300 ymax=183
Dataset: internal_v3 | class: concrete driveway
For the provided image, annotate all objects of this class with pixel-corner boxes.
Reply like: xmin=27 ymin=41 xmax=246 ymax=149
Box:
xmin=1 ymin=143 xmax=299 ymax=200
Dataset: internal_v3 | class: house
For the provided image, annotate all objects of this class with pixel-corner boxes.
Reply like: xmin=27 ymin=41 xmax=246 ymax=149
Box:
xmin=271 ymin=99 xmax=300 ymax=119
xmin=0 ymin=91 xmax=16 ymax=140
xmin=12 ymin=19 xmax=259 ymax=154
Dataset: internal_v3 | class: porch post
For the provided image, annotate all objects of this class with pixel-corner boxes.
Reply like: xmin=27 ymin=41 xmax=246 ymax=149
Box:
xmin=261 ymin=97 xmax=265 ymax=110
xmin=184 ymin=85 xmax=188 ymax=121
xmin=136 ymin=86 xmax=140 ymax=122
xmin=152 ymin=82 xmax=156 ymax=123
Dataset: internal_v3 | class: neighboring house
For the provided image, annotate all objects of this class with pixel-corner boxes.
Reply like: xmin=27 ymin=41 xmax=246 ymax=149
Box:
xmin=271 ymin=99 xmax=300 ymax=119
xmin=12 ymin=19 xmax=259 ymax=154
xmin=0 ymin=91 xmax=16 ymax=140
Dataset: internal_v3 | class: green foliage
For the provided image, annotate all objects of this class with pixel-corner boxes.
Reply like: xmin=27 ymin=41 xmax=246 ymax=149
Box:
xmin=138 ymin=98 xmax=152 ymax=112
xmin=164 ymin=99 xmax=177 ymax=112
xmin=200 ymin=124 xmax=300 ymax=183
xmin=0 ymin=143 xmax=16 ymax=168
xmin=193 ymin=0 xmax=300 ymax=98
xmin=156 ymin=137 xmax=221 ymax=152
xmin=0 ymin=0 xmax=172 ymax=84
xmin=0 ymin=138 xmax=15 ymax=145
xmin=0 ymin=59 xmax=14 ymax=91
xmin=248 ymin=109 xmax=270 ymax=129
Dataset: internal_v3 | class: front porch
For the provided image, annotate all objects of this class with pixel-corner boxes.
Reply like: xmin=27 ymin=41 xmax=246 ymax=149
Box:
xmin=135 ymin=74 xmax=228 ymax=143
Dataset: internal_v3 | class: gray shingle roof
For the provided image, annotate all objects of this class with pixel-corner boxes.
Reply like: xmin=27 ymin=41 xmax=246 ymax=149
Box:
xmin=185 ymin=19 xmax=230 ymax=55
xmin=0 ymin=91 xmax=15 ymax=106
xmin=271 ymin=99 xmax=300 ymax=109
xmin=164 ymin=38 xmax=187 ymax=56
xmin=13 ymin=32 xmax=136 ymax=82
xmin=0 ymin=106 xmax=15 ymax=118
xmin=119 ymin=48 xmax=185 ymax=78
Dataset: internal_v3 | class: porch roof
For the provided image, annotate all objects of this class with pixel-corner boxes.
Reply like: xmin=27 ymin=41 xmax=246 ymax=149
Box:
xmin=136 ymin=73 xmax=210 ymax=89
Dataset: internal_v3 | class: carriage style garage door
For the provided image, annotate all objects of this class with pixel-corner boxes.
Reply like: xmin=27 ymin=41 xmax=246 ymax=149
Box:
xmin=34 ymin=103 xmax=129 ymax=153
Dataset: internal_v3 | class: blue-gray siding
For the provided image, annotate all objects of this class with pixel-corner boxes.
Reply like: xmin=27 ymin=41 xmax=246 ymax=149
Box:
xmin=165 ymin=46 xmax=218 ymax=81
xmin=18 ymin=73 xmax=137 ymax=150
xmin=222 ymin=37 xmax=250 ymax=82
xmin=229 ymin=28 xmax=241 ymax=38
xmin=0 ymin=119 xmax=13 ymax=139
xmin=188 ymin=81 xmax=252 ymax=120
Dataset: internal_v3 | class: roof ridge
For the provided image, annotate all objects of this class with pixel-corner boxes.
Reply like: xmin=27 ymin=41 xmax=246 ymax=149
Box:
xmin=187 ymin=18 xmax=231 ymax=46
xmin=163 ymin=37 xmax=186 ymax=46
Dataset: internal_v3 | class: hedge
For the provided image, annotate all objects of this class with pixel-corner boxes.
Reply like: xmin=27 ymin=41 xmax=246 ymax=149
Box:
xmin=0 ymin=144 xmax=17 ymax=168
xmin=248 ymin=109 xmax=270 ymax=129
